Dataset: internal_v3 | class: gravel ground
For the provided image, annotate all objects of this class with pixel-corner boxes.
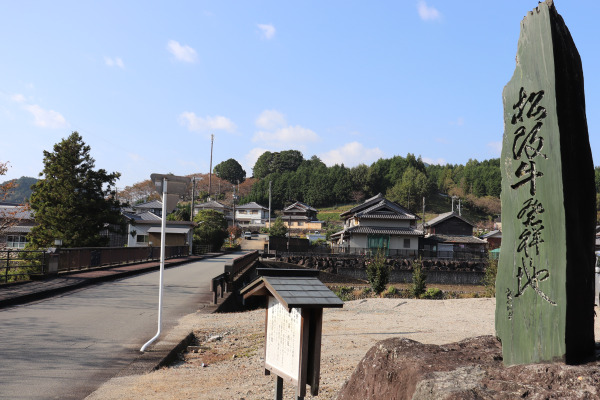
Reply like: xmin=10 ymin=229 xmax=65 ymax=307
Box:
xmin=86 ymin=298 xmax=600 ymax=400
xmin=86 ymin=298 xmax=497 ymax=399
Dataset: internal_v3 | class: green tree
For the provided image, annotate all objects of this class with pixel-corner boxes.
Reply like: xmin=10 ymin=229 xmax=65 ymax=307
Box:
xmin=167 ymin=203 xmax=191 ymax=221
xmin=28 ymin=132 xmax=124 ymax=248
xmin=252 ymin=150 xmax=304 ymax=179
xmin=269 ymin=216 xmax=288 ymax=237
xmin=411 ymin=258 xmax=427 ymax=298
xmin=193 ymin=209 xmax=228 ymax=250
xmin=386 ymin=167 xmax=430 ymax=208
xmin=213 ymin=158 xmax=246 ymax=184
xmin=366 ymin=250 xmax=390 ymax=295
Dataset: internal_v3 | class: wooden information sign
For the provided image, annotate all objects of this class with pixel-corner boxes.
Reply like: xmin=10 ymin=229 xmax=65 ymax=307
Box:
xmin=241 ymin=268 xmax=343 ymax=399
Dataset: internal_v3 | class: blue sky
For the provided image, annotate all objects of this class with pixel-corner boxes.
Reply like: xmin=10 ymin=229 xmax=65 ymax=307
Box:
xmin=1 ymin=1 xmax=600 ymax=188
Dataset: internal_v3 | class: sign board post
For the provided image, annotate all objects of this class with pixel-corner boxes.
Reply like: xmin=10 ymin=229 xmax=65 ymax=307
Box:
xmin=241 ymin=268 xmax=343 ymax=399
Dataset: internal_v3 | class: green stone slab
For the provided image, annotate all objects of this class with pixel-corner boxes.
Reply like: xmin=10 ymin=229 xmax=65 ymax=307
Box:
xmin=495 ymin=0 xmax=595 ymax=365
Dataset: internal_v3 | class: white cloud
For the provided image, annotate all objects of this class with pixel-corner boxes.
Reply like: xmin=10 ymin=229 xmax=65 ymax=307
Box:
xmin=255 ymin=109 xmax=286 ymax=130
xmin=252 ymin=109 xmax=319 ymax=148
xmin=254 ymin=126 xmax=319 ymax=147
xmin=449 ymin=117 xmax=464 ymax=126
xmin=245 ymin=147 xmax=269 ymax=175
xmin=178 ymin=112 xmax=236 ymax=133
xmin=417 ymin=1 xmax=441 ymax=21
xmin=320 ymin=142 xmax=384 ymax=167
xmin=23 ymin=104 xmax=68 ymax=129
xmin=257 ymin=24 xmax=276 ymax=39
xmin=128 ymin=153 xmax=142 ymax=162
xmin=105 ymin=56 xmax=125 ymax=69
xmin=10 ymin=93 xmax=26 ymax=103
xmin=422 ymin=157 xmax=446 ymax=166
xmin=487 ymin=141 xmax=502 ymax=156
xmin=167 ymin=40 xmax=198 ymax=63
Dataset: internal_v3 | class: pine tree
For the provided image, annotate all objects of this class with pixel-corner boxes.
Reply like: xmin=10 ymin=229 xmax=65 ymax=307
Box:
xmin=28 ymin=132 xmax=124 ymax=248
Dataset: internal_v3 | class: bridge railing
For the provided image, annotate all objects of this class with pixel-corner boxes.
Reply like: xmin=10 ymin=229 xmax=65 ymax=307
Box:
xmin=57 ymin=246 xmax=189 ymax=272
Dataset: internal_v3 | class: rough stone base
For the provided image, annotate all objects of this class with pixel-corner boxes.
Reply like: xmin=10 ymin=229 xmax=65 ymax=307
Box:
xmin=336 ymin=336 xmax=600 ymax=400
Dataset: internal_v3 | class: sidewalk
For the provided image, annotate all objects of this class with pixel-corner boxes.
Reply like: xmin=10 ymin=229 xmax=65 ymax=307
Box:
xmin=0 ymin=253 xmax=224 ymax=309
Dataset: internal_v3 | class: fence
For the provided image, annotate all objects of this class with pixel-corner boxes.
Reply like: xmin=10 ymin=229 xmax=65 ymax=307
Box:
xmin=328 ymin=246 xmax=488 ymax=260
xmin=57 ymin=245 xmax=189 ymax=272
xmin=0 ymin=249 xmax=48 ymax=284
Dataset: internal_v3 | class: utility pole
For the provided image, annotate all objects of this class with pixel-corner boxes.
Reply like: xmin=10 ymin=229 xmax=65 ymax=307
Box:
xmin=208 ymin=134 xmax=214 ymax=200
xmin=422 ymin=196 xmax=426 ymax=230
xmin=268 ymin=180 xmax=272 ymax=253
xmin=458 ymin=199 xmax=462 ymax=216
xmin=190 ymin=177 xmax=196 ymax=222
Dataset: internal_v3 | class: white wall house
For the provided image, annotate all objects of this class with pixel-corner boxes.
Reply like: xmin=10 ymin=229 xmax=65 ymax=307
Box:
xmin=235 ymin=202 xmax=269 ymax=227
xmin=330 ymin=193 xmax=423 ymax=255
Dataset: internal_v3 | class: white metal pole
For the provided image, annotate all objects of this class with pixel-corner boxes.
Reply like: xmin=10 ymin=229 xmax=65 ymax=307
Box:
xmin=140 ymin=178 xmax=168 ymax=352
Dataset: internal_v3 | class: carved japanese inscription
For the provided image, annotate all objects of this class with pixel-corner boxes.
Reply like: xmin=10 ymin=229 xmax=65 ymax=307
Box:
xmin=495 ymin=0 xmax=595 ymax=366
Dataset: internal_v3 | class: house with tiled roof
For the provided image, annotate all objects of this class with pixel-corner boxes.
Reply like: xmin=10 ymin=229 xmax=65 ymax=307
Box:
xmin=192 ymin=200 xmax=233 ymax=225
xmin=235 ymin=202 xmax=269 ymax=227
xmin=121 ymin=209 xmax=194 ymax=247
xmin=268 ymin=201 xmax=324 ymax=231
xmin=330 ymin=193 xmax=423 ymax=256
xmin=421 ymin=211 xmax=487 ymax=259
xmin=0 ymin=202 xmax=35 ymax=249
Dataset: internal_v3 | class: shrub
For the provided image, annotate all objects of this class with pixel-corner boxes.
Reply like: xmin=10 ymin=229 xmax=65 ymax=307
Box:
xmin=366 ymin=250 xmax=390 ymax=295
xmin=334 ymin=286 xmax=354 ymax=301
xmin=362 ymin=287 xmax=372 ymax=296
xmin=386 ymin=286 xmax=398 ymax=296
xmin=421 ymin=288 xmax=443 ymax=299
xmin=411 ymin=257 xmax=427 ymax=298
xmin=484 ymin=259 xmax=498 ymax=297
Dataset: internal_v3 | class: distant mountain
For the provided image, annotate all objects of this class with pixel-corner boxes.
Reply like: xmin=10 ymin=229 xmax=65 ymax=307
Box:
xmin=2 ymin=176 xmax=38 ymax=203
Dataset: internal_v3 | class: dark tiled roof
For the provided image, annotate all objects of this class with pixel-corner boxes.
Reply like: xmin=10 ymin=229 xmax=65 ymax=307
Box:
xmin=122 ymin=211 xmax=161 ymax=222
xmin=341 ymin=194 xmax=417 ymax=221
xmin=0 ymin=205 xmax=33 ymax=220
xmin=480 ymin=230 xmax=502 ymax=239
xmin=284 ymin=201 xmax=317 ymax=212
xmin=345 ymin=226 xmax=423 ymax=236
xmin=241 ymin=272 xmax=344 ymax=309
xmin=237 ymin=202 xmax=268 ymax=210
xmin=134 ymin=200 xmax=163 ymax=209
xmin=194 ymin=200 xmax=231 ymax=211
xmin=5 ymin=225 xmax=33 ymax=233
xmin=425 ymin=234 xmax=486 ymax=244
xmin=425 ymin=212 xmax=473 ymax=228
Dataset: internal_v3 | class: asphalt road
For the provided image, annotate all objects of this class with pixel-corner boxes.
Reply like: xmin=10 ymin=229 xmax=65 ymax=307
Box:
xmin=0 ymin=253 xmax=241 ymax=400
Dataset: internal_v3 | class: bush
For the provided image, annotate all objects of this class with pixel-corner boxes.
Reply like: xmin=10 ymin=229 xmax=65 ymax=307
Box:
xmin=411 ymin=257 xmax=427 ymax=298
xmin=334 ymin=286 xmax=354 ymax=301
xmin=484 ymin=259 xmax=498 ymax=297
xmin=362 ymin=287 xmax=372 ymax=296
xmin=421 ymin=287 xmax=443 ymax=299
xmin=366 ymin=250 xmax=390 ymax=295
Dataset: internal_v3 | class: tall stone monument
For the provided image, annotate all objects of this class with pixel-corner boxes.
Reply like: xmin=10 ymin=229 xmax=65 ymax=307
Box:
xmin=496 ymin=0 xmax=596 ymax=365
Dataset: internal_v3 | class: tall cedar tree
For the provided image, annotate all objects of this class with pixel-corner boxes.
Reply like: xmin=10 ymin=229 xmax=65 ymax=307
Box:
xmin=28 ymin=132 xmax=124 ymax=248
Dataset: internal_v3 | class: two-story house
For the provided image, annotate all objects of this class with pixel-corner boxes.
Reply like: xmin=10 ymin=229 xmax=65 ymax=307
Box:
xmin=235 ymin=202 xmax=269 ymax=228
xmin=421 ymin=211 xmax=487 ymax=258
xmin=280 ymin=201 xmax=324 ymax=231
xmin=330 ymin=194 xmax=422 ymax=256
xmin=192 ymin=200 xmax=234 ymax=226
xmin=0 ymin=202 xmax=35 ymax=249
xmin=121 ymin=201 xmax=194 ymax=247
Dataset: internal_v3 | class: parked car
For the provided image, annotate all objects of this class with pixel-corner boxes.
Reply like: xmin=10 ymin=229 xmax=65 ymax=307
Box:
xmin=243 ymin=231 xmax=252 ymax=240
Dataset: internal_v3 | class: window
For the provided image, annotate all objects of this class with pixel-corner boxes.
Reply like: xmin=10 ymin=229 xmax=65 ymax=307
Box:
xmin=136 ymin=235 xmax=149 ymax=244
xmin=238 ymin=210 xmax=247 ymax=214
xmin=251 ymin=210 xmax=258 ymax=214
xmin=403 ymin=239 xmax=411 ymax=248
xmin=297 ymin=221 xmax=304 ymax=226
xmin=7 ymin=235 xmax=27 ymax=249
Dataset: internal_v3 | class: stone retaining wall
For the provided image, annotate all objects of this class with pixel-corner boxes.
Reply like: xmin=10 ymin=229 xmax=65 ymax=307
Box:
xmin=276 ymin=254 xmax=487 ymax=285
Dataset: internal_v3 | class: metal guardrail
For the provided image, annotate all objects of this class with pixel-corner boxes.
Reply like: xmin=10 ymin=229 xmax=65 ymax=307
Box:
xmin=0 ymin=249 xmax=48 ymax=284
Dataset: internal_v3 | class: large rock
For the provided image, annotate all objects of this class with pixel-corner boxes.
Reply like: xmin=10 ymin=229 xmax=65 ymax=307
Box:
xmin=496 ymin=0 xmax=596 ymax=365
xmin=336 ymin=336 xmax=600 ymax=400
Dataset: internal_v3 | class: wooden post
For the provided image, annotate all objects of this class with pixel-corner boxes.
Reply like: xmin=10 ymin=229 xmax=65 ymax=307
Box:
xmin=274 ymin=375 xmax=283 ymax=400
